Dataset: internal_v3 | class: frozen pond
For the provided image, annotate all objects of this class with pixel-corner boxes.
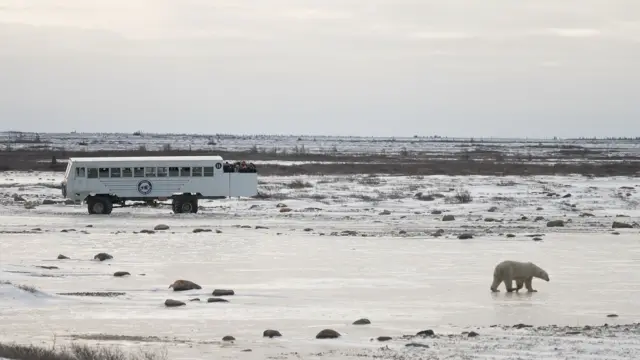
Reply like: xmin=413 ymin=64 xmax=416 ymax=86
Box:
xmin=1 ymin=214 xmax=640 ymax=359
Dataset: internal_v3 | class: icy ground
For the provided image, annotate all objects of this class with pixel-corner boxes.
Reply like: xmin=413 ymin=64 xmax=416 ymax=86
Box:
xmin=1 ymin=171 xmax=640 ymax=359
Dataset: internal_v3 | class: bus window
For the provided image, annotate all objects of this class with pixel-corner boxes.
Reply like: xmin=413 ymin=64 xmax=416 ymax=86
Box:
xmin=169 ymin=167 xmax=179 ymax=176
xmin=157 ymin=167 xmax=168 ymax=177
xmin=191 ymin=167 xmax=202 ymax=177
xmin=87 ymin=168 xmax=98 ymax=178
xmin=203 ymin=167 xmax=214 ymax=177
xmin=110 ymin=168 xmax=121 ymax=178
xmin=134 ymin=167 xmax=145 ymax=177
xmin=98 ymin=168 xmax=109 ymax=178
xmin=180 ymin=167 xmax=191 ymax=177
xmin=122 ymin=168 xmax=133 ymax=177
xmin=75 ymin=167 xmax=86 ymax=178
xmin=145 ymin=167 xmax=157 ymax=177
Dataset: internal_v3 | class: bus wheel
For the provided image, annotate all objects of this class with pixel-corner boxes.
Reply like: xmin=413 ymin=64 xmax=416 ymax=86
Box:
xmin=87 ymin=196 xmax=113 ymax=215
xmin=173 ymin=196 xmax=198 ymax=214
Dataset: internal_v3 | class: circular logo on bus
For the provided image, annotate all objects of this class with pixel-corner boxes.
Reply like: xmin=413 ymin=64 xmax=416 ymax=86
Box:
xmin=137 ymin=180 xmax=152 ymax=195
xmin=215 ymin=163 xmax=222 ymax=169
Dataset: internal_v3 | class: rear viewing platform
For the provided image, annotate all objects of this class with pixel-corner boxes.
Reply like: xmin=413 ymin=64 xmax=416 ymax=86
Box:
xmin=60 ymin=155 xmax=258 ymax=214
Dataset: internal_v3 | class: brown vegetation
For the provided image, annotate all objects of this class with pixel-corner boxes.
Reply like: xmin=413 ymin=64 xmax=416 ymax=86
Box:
xmin=1 ymin=148 xmax=639 ymax=177
xmin=0 ymin=342 xmax=166 ymax=360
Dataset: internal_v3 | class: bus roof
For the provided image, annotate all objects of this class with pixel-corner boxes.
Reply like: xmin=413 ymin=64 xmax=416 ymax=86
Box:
xmin=68 ymin=155 xmax=224 ymax=163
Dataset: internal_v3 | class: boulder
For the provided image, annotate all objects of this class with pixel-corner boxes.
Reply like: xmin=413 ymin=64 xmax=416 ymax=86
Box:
xmin=263 ymin=330 xmax=282 ymax=338
xmin=169 ymin=280 xmax=201 ymax=291
xmin=316 ymin=329 xmax=340 ymax=339
xmin=94 ymin=253 xmax=113 ymax=261
xmin=164 ymin=299 xmax=185 ymax=307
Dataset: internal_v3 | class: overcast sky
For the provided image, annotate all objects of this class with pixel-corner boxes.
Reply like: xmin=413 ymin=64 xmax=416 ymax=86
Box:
xmin=1 ymin=1 xmax=639 ymax=138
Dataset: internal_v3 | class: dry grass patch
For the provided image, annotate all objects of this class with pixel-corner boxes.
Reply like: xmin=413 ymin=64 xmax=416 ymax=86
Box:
xmin=286 ymin=179 xmax=313 ymax=189
xmin=0 ymin=342 xmax=166 ymax=360
xmin=0 ymin=281 xmax=39 ymax=293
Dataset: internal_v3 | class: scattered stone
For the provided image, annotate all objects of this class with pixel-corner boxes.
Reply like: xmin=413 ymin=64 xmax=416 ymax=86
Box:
xmin=612 ymin=231 xmax=620 ymax=235
xmin=36 ymin=266 xmax=58 ymax=270
xmin=512 ymin=323 xmax=533 ymax=329
xmin=398 ymin=230 xmax=407 ymax=235
xmin=458 ymin=233 xmax=473 ymax=240
xmin=212 ymin=289 xmax=234 ymax=296
xmin=13 ymin=195 xmax=25 ymax=202
xmin=607 ymin=314 xmax=619 ymax=318
xmin=154 ymin=224 xmax=170 ymax=231
xmin=263 ymin=330 xmax=282 ymax=338
xmin=222 ymin=335 xmax=235 ymax=342
xmin=353 ymin=318 xmax=371 ymax=325
xmin=506 ymin=234 xmax=516 ymax=238
xmin=431 ymin=210 xmax=442 ymax=215
xmin=279 ymin=207 xmax=292 ymax=213
xmin=255 ymin=225 xmax=269 ymax=229
xmin=546 ymin=220 xmax=564 ymax=227
xmin=536 ymin=207 xmax=544 ymax=210
xmin=379 ymin=210 xmax=391 ymax=215
xmin=416 ymin=329 xmax=435 ymax=337
xmin=164 ymin=299 xmax=186 ymax=307
xmin=113 ymin=271 xmax=130 ymax=277
xmin=580 ymin=212 xmax=595 ymax=217
xmin=140 ymin=229 xmax=155 ymax=234
xmin=86 ymin=225 xmax=93 ymax=228
xmin=193 ymin=228 xmax=212 ymax=233
xmin=488 ymin=206 xmax=498 ymax=212
xmin=467 ymin=331 xmax=479 ymax=337
xmin=377 ymin=336 xmax=392 ymax=342
xmin=405 ymin=343 xmax=429 ymax=348
xmin=562 ymin=193 xmax=572 ymax=198
xmin=442 ymin=215 xmax=455 ymax=221
xmin=64 ymin=199 xmax=75 ymax=205
xmin=520 ymin=216 xmax=528 ymax=221
xmin=169 ymin=279 xmax=201 ymax=291
xmin=316 ymin=329 xmax=340 ymax=339
xmin=532 ymin=237 xmax=543 ymax=241
xmin=304 ymin=228 xmax=313 ymax=231
xmin=275 ymin=203 xmax=287 ymax=208
xmin=240 ymin=225 xmax=251 ymax=229
xmin=534 ymin=216 xmax=545 ymax=221
xmin=94 ymin=253 xmax=113 ymax=261
xmin=207 ymin=297 xmax=229 ymax=303
xmin=432 ymin=229 xmax=445 ymax=237
xmin=42 ymin=199 xmax=56 ymax=205
xmin=241 ymin=349 xmax=252 ymax=352
xmin=215 ymin=229 xmax=223 ymax=234
xmin=189 ymin=298 xmax=201 ymax=302
xmin=612 ymin=221 xmax=633 ymax=229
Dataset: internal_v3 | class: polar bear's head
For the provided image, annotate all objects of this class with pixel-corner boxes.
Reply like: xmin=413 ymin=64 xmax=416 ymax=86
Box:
xmin=533 ymin=265 xmax=550 ymax=282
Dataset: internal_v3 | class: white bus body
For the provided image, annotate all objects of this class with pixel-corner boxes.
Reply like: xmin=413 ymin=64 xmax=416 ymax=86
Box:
xmin=60 ymin=155 xmax=258 ymax=214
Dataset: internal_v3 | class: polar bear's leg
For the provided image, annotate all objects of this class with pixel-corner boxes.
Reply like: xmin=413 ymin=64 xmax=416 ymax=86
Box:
xmin=515 ymin=279 xmax=524 ymax=291
xmin=490 ymin=274 xmax=502 ymax=292
xmin=504 ymin=270 xmax=515 ymax=292
xmin=525 ymin=277 xmax=537 ymax=292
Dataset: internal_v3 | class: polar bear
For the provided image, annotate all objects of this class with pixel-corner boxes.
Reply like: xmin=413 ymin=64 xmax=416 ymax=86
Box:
xmin=490 ymin=260 xmax=549 ymax=293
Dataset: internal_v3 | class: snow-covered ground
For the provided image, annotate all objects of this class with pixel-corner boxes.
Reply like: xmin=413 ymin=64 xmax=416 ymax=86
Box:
xmin=1 ymin=171 xmax=640 ymax=359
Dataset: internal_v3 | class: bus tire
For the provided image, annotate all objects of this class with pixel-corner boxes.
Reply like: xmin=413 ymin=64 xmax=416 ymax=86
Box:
xmin=87 ymin=196 xmax=113 ymax=215
xmin=173 ymin=196 xmax=198 ymax=214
